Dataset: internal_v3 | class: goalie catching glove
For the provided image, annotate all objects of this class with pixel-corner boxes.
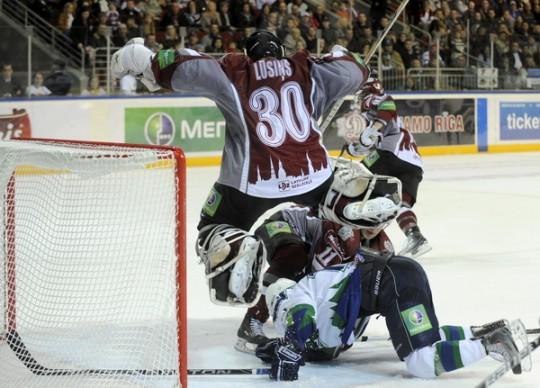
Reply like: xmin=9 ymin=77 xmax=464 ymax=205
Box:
xmin=255 ymin=338 xmax=304 ymax=381
xmin=111 ymin=37 xmax=161 ymax=92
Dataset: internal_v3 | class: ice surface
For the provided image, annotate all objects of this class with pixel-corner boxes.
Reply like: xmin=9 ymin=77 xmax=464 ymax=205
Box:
xmin=186 ymin=152 xmax=540 ymax=388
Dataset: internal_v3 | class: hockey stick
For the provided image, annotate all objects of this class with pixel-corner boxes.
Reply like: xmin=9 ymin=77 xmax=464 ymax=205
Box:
xmin=188 ymin=368 xmax=270 ymax=375
xmin=475 ymin=333 xmax=540 ymax=388
xmin=7 ymin=330 xmax=270 ymax=377
xmin=527 ymin=328 xmax=540 ymax=335
xmin=318 ymin=0 xmax=411 ymax=134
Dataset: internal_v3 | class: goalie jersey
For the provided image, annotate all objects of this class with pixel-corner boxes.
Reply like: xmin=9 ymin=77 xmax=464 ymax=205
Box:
xmin=150 ymin=48 xmax=369 ymax=198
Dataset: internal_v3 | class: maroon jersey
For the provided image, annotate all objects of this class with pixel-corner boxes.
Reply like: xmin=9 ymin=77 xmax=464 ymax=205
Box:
xmin=152 ymin=47 xmax=369 ymax=198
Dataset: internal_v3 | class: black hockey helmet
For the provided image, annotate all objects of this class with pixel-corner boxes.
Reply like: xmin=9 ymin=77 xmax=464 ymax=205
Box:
xmin=245 ymin=30 xmax=285 ymax=61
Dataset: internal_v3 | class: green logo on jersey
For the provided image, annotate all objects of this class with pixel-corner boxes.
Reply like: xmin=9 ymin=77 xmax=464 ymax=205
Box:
xmin=378 ymin=100 xmax=397 ymax=112
xmin=265 ymin=221 xmax=292 ymax=238
xmin=362 ymin=150 xmax=380 ymax=167
xmin=401 ymin=304 xmax=432 ymax=336
xmin=157 ymin=50 xmax=176 ymax=69
xmin=202 ymin=188 xmax=222 ymax=217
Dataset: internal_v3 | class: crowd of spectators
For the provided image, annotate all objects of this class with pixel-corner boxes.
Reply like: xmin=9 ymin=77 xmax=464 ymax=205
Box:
xmin=5 ymin=0 xmax=540 ymax=95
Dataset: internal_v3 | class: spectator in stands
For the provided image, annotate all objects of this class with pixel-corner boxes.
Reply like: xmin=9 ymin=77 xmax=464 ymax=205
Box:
xmin=121 ymin=0 xmax=142 ymax=25
xmin=91 ymin=23 xmax=109 ymax=48
xmin=145 ymin=34 xmax=163 ymax=52
xmin=179 ymin=1 xmax=201 ymax=28
xmin=58 ymin=2 xmax=75 ymax=34
xmin=422 ymin=43 xmax=446 ymax=66
xmin=304 ymin=26 xmax=319 ymax=52
xmin=126 ymin=16 xmax=142 ymax=39
xmin=201 ymin=23 xmax=222 ymax=49
xmin=113 ymin=23 xmax=130 ymax=47
xmin=463 ymin=1 xmax=477 ymax=20
xmin=383 ymin=40 xmax=405 ymax=70
xmin=106 ymin=2 xmax=121 ymax=32
xmin=186 ymin=32 xmax=206 ymax=51
xmin=207 ymin=36 xmax=225 ymax=53
xmin=283 ymin=27 xmax=306 ymax=54
xmin=201 ymin=1 xmax=222 ymax=31
xmin=143 ymin=13 xmax=157 ymax=37
xmin=320 ymin=15 xmax=337 ymax=47
xmin=257 ymin=3 xmax=273 ymax=28
xmin=0 ymin=64 xmax=23 ymax=98
xmin=81 ymin=75 xmax=106 ymax=96
xmin=162 ymin=25 xmax=180 ymax=49
xmin=71 ymin=6 xmax=94 ymax=49
xmin=398 ymin=38 xmax=421 ymax=69
xmin=237 ymin=2 xmax=256 ymax=28
xmin=370 ymin=0 xmax=387 ymax=30
xmin=161 ymin=2 xmax=182 ymax=28
xmin=219 ymin=1 xmax=234 ymax=31
xmin=26 ymin=71 xmax=51 ymax=97
xmin=144 ymin=0 xmax=164 ymax=21
xmin=44 ymin=60 xmax=72 ymax=96
xmin=225 ymin=40 xmax=241 ymax=53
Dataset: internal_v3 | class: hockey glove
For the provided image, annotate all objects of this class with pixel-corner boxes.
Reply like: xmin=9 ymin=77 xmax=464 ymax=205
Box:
xmin=359 ymin=124 xmax=381 ymax=148
xmin=347 ymin=141 xmax=371 ymax=157
xmin=255 ymin=338 xmax=304 ymax=381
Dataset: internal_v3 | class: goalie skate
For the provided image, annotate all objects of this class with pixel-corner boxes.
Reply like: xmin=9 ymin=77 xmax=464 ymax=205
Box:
xmin=234 ymin=314 xmax=270 ymax=354
xmin=481 ymin=324 xmax=522 ymax=374
xmin=398 ymin=230 xmax=432 ymax=258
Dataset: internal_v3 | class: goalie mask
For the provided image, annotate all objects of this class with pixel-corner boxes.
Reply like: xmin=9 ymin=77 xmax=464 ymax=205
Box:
xmin=245 ymin=30 xmax=285 ymax=61
xmin=320 ymin=159 xmax=401 ymax=229
xmin=197 ymin=225 xmax=266 ymax=307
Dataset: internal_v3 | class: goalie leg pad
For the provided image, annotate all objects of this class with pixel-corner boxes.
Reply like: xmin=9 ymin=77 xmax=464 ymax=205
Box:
xmin=197 ymin=225 xmax=266 ymax=306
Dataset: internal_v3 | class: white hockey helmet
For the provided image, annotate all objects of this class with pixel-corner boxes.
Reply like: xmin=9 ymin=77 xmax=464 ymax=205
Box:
xmin=319 ymin=158 xmax=402 ymax=229
xmin=111 ymin=37 xmax=161 ymax=92
xmin=265 ymin=278 xmax=296 ymax=319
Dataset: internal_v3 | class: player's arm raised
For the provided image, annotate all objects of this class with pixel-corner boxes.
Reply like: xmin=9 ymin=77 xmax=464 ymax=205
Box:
xmin=111 ymin=37 xmax=229 ymax=97
xmin=309 ymin=46 xmax=371 ymax=120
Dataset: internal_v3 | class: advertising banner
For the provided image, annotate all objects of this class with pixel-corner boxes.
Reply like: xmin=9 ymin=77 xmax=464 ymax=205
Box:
xmin=0 ymin=108 xmax=32 ymax=140
xmin=499 ymin=102 xmax=540 ymax=140
xmin=322 ymin=97 xmax=476 ymax=150
xmin=125 ymin=106 xmax=225 ymax=151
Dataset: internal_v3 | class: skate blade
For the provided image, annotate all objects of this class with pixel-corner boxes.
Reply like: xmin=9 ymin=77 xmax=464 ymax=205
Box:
xmin=398 ymin=242 xmax=432 ymax=259
xmin=234 ymin=338 xmax=258 ymax=355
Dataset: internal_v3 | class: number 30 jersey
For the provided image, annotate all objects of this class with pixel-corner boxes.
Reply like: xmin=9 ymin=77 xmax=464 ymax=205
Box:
xmin=151 ymin=47 xmax=369 ymax=198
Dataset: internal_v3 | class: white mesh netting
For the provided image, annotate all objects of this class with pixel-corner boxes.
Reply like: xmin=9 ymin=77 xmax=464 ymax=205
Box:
xmin=0 ymin=140 xmax=184 ymax=388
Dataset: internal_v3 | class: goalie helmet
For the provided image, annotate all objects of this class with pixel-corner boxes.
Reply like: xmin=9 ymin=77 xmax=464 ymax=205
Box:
xmin=196 ymin=225 xmax=266 ymax=307
xmin=359 ymin=76 xmax=384 ymax=112
xmin=319 ymin=158 xmax=401 ymax=229
xmin=245 ymin=30 xmax=285 ymax=61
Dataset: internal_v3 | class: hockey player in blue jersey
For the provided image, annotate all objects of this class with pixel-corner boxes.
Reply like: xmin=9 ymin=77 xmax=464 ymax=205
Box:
xmin=255 ymin=248 xmax=521 ymax=381
xmin=251 ymin=163 xmax=521 ymax=382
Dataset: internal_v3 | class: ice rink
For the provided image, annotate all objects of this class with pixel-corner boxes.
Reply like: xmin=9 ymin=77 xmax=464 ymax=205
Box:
xmin=185 ymin=152 xmax=540 ymax=388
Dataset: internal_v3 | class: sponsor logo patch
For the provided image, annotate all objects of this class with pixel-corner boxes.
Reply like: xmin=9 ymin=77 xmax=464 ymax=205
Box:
xmin=202 ymin=188 xmax=222 ymax=217
xmin=401 ymin=304 xmax=432 ymax=336
xmin=265 ymin=221 xmax=292 ymax=238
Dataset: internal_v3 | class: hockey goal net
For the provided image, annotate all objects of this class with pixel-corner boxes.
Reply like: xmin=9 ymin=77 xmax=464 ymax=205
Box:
xmin=0 ymin=139 xmax=187 ymax=388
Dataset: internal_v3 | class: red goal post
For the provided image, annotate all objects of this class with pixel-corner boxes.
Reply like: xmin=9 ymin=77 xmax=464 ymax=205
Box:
xmin=0 ymin=138 xmax=187 ymax=388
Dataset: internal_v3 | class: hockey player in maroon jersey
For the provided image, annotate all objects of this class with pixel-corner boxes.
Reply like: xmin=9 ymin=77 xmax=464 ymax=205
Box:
xmin=347 ymin=76 xmax=431 ymax=258
xmin=235 ymin=159 xmax=403 ymax=353
xmin=110 ymin=32 xmax=371 ymax=341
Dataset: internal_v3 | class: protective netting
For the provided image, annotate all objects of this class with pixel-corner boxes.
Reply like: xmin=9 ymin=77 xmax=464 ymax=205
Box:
xmin=0 ymin=140 xmax=185 ymax=388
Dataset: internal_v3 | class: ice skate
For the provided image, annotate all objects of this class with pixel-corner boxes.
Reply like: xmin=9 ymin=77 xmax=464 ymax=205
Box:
xmin=398 ymin=229 xmax=432 ymax=258
xmin=471 ymin=319 xmax=508 ymax=338
xmin=234 ymin=313 xmax=270 ymax=354
xmin=481 ymin=326 xmax=522 ymax=374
